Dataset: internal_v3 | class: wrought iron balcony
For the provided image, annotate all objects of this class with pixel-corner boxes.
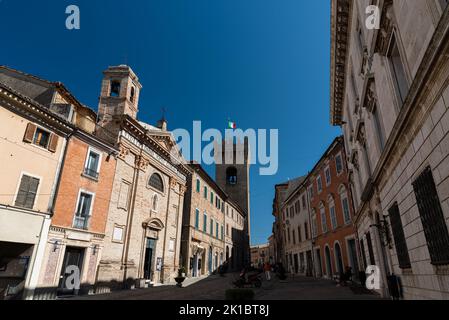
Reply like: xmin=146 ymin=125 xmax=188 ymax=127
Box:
xmin=83 ymin=167 xmax=99 ymax=179
xmin=73 ymin=215 xmax=89 ymax=230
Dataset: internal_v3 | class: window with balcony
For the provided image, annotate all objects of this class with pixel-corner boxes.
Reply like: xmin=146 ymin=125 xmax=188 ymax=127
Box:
xmin=388 ymin=33 xmax=409 ymax=107
xmin=73 ymin=191 xmax=93 ymax=230
xmin=84 ymin=149 xmax=101 ymax=179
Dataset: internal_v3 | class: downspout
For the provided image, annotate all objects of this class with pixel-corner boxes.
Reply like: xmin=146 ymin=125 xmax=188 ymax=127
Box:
xmin=48 ymin=130 xmax=75 ymax=214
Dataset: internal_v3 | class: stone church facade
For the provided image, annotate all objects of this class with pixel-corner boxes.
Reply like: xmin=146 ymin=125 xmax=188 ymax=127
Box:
xmin=331 ymin=0 xmax=449 ymax=299
xmin=95 ymin=66 xmax=190 ymax=290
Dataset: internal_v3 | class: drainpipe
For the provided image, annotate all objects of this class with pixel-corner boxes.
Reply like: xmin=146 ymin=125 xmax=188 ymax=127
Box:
xmin=48 ymin=130 xmax=75 ymax=214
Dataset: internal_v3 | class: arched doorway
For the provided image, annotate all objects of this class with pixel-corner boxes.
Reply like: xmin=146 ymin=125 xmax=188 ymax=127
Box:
xmin=334 ymin=242 xmax=344 ymax=276
xmin=226 ymin=246 xmax=230 ymax=261
xmin=324 ymin=246 xmax=332 ymax=278
xmin=208 ymin=246 xmax=213 ymax=273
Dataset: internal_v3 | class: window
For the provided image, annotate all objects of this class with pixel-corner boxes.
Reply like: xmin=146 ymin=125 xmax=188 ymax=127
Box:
xmin=226 ymin=167 xmax=237 ymax=185
xmin=216 ymin=222 xmax=219 ymax=238
xmin=304 ymin=222 xmax=309 ymax=240
xmin=84 ymin=149 xmax=101 ymax=179
xmin=292 ymin=230 xmax=296 ymax=245
xmin=308 ymin=185 xmax=314 ymax=199
xmin=196 ymin=179 xmax=200 ymax=193
xmin=366 ymin=232 xmax=376 ymax=265
xmin=298 ymin=226 xmax=302 ymax=243
xmin=388 ymin=203 xmax=411 ymax=269
xmin=388 ymin=34 xmax=409 ymax=106
xmin=302 ymin=195 xmax=306 ymax=210
xmin=330 ymin=205 xmax=337 ymax=230
xmin=312 ymin=215 xmax=317 ymax=238
xmin=317 ymin=176 xmax=323 ymax=193
xmin=15 ymin=174 xmax=40 ymax=209
xmin=33 ymin=128 xmax=50 ymax=148
xmin=195 ymin=209 xmax=200 ymax=229
xmin=221 ymin=225 xmax=224 ymax=240
xmin=373 ymin=104 xmax=386 ymax=150
xmin=320 ymin=205 xmax=328 ymax=233
xmin=287 ymin=228 xmax=291 ymax=243
xmin=130 ymin=86 xmax=135 ymax=103
xmin=204 ymin=186 xmax=208 ymax=199
xmin=335 ymin=154 xmax=343 ymax=174
xmin=149 ymin=173 xmax=164 ymax=192
xmin=294 ymin=201 xmax=299 ymax=214
xmin=73 ymin=192 xmax=93 ymax=230
xmin=110 ymin=80 xmax=121 ymax=97
xmin=210 ymin=219 xmax=214 ymax=235
xmin=325 ymin=167 xmax=331 ymax=186
xmin=412 ymin=167 xmax=449 ymax=265
xmin=203 ymin=212 xmax=207 ymax=232
xmin=341 ymin=197 xmax=351 ymax=224
xmin=226 ymin=224 xmax=229 ymax=236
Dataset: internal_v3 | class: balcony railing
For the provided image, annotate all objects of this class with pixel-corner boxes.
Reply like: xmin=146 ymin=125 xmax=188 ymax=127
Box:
xmin=83 ymin=168 xmax=99 ymax=179
xmin=73 ymin=215 xmax=89 ymax=230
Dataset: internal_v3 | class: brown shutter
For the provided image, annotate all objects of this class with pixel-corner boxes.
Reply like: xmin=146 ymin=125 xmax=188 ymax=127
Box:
xmin=23 ymin=123 xmax=36 ymax=143
xmin=48 ymin=134 xmax=59 ymax=153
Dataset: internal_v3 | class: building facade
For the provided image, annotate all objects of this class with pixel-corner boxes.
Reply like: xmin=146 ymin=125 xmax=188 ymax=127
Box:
xmin=250 ymin=243 xmax=269 ymax=267
xmin=306 ymin=137 xmax=358 ymax=280
xmin=331 ymin=0 xmax=449 ymax=299
xmin=94 ymin=65 xmax=190 ymax=290
xmin=281 ymin=180 xmax=314 ymax=276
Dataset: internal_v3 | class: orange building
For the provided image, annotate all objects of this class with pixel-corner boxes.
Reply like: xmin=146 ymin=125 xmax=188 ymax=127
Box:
xmin=35 ymin=103 xmax=118 ymax=298
xmin=307 ymin=137 xmax=359 ymax=280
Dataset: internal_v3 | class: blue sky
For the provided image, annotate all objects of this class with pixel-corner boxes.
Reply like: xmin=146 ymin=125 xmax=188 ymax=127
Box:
xmin=1 ymin=0 xmax=341 ymax=245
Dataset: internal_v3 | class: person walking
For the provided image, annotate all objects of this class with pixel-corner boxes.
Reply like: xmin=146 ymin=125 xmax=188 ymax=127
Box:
xmin=264 ymin=262 xmax=272 ymax=281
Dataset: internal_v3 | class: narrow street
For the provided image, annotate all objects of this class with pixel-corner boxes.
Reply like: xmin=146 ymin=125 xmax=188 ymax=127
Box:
xmin=71 ymin=274 xmax=382 ymax=300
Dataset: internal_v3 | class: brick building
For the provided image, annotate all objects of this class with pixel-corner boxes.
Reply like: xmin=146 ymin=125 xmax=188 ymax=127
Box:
xmin=306 ymin=137 xmax=358 ymax=279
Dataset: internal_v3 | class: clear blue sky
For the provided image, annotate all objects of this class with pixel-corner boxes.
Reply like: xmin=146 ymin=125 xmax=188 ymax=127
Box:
xmin=1 ymin=0 xmax=341 ymax=245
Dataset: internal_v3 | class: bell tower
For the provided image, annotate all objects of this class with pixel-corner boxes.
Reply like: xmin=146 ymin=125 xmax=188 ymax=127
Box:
xmin=215 ymin=137 xmax=251 ymax=240
xmin=97 ymin=65 xmax=142 ymax=141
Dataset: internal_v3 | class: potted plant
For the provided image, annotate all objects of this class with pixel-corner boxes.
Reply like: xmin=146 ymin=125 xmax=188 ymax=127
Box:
xmin=175 ymin=267 xmax=186 ymax=287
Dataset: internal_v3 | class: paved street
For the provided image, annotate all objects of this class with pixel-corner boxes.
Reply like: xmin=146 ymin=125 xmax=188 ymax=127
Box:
xmin=71 ymin=274 xmax=382 ymax=300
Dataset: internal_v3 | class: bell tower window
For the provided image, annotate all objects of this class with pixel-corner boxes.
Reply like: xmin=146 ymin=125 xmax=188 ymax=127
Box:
xmin=226 ymin=167 xmax=237 ymax=185
xmin=130 ymin=86 xmax=135 ymax=102
xmin=110 ymin=80 xmax=121 ymax=97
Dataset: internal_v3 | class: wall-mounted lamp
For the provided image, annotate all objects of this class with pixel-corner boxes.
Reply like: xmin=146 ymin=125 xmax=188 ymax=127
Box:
xmin=92 ymin=244 xmax=99 ymax=256
xmin=52 ymin=240 xmax=61 ymax=252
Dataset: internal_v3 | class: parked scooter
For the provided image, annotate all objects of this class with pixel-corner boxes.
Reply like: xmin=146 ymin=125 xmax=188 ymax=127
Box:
xmin=233 ymin=267 xmax=262 ymax=288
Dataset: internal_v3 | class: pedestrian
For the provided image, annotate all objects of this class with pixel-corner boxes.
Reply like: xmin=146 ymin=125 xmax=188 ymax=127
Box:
xmin=264 ymin=262 xmax=272 ymax=281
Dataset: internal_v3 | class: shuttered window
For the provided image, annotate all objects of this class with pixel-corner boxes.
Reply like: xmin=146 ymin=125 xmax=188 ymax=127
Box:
xmin=15 ymin=175 xmax=40 ymax=209
xmin=23 ymin=123 xmax=58 ymax=153
xmin=366 ymin=232 xmax=376 ymax=265
xmin=388 ymin=203 xmax=411 ymax=269
xmin=412 ymin=167 xmax=449 ymax=265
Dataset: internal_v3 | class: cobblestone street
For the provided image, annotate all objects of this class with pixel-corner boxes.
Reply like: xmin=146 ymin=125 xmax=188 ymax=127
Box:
xmin=71 ymin=274 xmax=382 ymax=300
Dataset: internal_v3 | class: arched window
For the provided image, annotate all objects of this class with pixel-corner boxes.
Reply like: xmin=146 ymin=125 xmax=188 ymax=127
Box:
xmin=130 ymin=86 xmax=135 ymax=102
xmin=149 ymin=173 xmax=164 ymax=192
xmin=110 ymin=80 xmax=121 ymax=97
xmin=328 ymin=195 xmax=337 ymax=230
xmin=226 ymin=167 xmax=237 ymax=185
xmin=339 ymin=185 xmax=351 ymax=224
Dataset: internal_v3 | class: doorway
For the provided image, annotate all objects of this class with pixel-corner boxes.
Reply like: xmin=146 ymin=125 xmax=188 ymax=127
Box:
xmin=293 ymin=254 xmax=299 ymax=274
xmin=315 ymin=248 xmax=322 ymax=277
xmin=143 ymin=238 xmax=156 ymax=280
xmin=348 ymin=239 xmax=359 ymax=279
xmin=325 ymin=246 xmax=332 ymax=278
xmin=58 ymin=247 xmax=85 ymax=296
xmin=334 ymin=243 xmax=344 ymax=276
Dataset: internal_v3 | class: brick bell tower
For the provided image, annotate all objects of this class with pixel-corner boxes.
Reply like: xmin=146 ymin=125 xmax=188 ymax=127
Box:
xmin=215 ymin=138 xmax=251 ymax=264
xmin=97 ymin=65 xmax=142 ymax=142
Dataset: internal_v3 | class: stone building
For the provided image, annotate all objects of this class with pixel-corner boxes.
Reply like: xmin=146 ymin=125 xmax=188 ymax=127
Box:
xmin=180 ymin=162 xmax=246 ymax=277
xmin=0 ymin=67 xmax=72 ymax=299
xmin=95 ymin=65 xmax=190 ymax=290
xmin=331 ymin=0 xmax=449 ymax=299
xmin=250 ymin=243 xmax=269 ymax=267
xmin=306 ymin=137 xmax=358 ymax=280
xmin=281 ymin=178 xmax=314 ymax=276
